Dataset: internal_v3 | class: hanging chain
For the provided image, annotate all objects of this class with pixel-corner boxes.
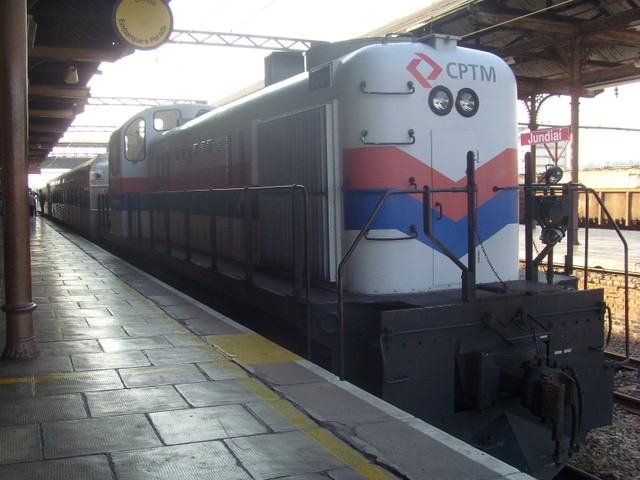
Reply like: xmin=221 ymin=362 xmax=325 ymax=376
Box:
xmin=474 ymin=187 xmax=508 ymax=291
xmin=532 ymin=228 xmax=540 ymax=254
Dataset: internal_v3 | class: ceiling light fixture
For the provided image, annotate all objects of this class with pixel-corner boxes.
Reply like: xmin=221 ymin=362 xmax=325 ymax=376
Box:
xmin=64 ymin=65 xmax=79 ymax=84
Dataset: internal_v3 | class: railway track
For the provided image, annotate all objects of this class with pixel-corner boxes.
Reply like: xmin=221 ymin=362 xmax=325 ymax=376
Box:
xmin=604 ymin=352 xmax=640 ymax=370
xmin=614 ymin=390 xmax=640 ymax=415
xmin=605 ymin=352 xmax=640 ymax=416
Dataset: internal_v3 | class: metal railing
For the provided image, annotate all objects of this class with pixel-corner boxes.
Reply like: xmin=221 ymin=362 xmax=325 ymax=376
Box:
xmin=98 ymin=185 xmax=313 ymax=358
xmin=575 ymin=183 xmax=630 ymax=367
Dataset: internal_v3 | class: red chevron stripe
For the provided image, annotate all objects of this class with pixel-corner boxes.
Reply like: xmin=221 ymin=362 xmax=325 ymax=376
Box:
xmin=343 ymin=147 xmax=517 ymax=221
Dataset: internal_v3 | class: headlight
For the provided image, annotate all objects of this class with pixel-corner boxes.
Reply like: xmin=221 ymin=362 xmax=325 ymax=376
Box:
xmin=544 ymin=165 xmax=563 ymax=185
xmin=429 ymin=86 xmax=453 ymax=116
xmin=455 ymin=88 xmax=479 ymax=117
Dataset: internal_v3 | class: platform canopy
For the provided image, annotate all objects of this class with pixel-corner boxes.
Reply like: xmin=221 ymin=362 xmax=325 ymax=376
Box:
xmin=26 ymin=0 xmax=134 ymax=168
xmin=369 ymin=0 xmax=640 ymax=99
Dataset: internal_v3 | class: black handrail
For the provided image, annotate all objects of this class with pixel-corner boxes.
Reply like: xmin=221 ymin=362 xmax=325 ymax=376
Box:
xmin=164 ymin=191 xmax=171 ymax=255
xmin=572 ymin=183 xmax=630 ymax=367
xmin=149 ymin=193 xmax=155 ymax=250
xmin=127 ymin=193 xmax=133 ymax=240
xmin=337 ymin=189 xmax=412 ymax=379
xmin=183 ymin=190 xmax=191 ymax=262
xmin=136 ymin=192 xmax=142 ymax=243
xmin=359 ymin=80 xmax=415 ymax=95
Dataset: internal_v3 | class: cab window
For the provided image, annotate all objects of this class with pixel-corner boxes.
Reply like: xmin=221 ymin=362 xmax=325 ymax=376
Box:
xmin=154 ymin=109 xmax=181 ymax=131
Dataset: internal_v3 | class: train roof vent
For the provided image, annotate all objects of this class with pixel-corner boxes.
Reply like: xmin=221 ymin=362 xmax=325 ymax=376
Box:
xmin=265 ymin=51 xmax=305 ymax=86
xmin=305 ymin=38 xmax=381 ymax=70
xmin=419 ymin=34 xmax=459 ymax=50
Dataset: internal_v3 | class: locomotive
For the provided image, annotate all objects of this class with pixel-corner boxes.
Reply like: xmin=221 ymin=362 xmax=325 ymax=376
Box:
xmin=47 ymin=35 xmax=614 ymax=479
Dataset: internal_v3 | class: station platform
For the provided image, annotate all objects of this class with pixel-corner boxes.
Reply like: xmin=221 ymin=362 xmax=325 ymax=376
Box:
xmin=0 ymin=217 xmax=531 ymax=480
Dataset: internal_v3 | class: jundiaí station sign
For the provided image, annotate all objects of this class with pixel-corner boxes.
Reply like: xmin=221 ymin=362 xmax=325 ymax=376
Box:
xmin=520 ymin=127 xmax=570 ymax=146
xmin=112 ymin=0 xmax=173 ymax=50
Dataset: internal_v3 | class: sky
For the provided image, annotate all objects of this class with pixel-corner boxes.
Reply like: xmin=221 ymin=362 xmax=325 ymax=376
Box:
xmin=56 ymin=0 xmax=640 ymax=172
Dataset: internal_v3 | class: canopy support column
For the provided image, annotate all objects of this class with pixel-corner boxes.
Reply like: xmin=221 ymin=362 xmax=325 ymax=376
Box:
xmin=569 ymin=37 xmax=582 ymax=245
xmin=0 ymin=0 xmax=39 ymax=359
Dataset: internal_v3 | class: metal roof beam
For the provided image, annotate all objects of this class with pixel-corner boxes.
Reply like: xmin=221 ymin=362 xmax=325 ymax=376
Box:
xmin=52 ymin=142 xmax=107 ymax=148
xmin=517 ymin=63 xmax=640 ymax=96
xmin=29 ymin=45 xmax=125 ymax=63
xmin=492 ymin=36 xmax=555 ymax=58
xmin=580 ymin=7 xmax=640 ymax=35
xmin=87 ymin=97 xmax=208 ymax=106
xmin=29 ymin=123 xmax=68 ymax=134
xmin=168 ymin=29 xmax=324 ymax=51
xmin=29 ymin=85 xmax=90 ymax=99
xmin=471 ymin=11 xmax=577 ymax=38
xmin=66 ymin=125 xmax=117 ymax=132
xmin=471 ymin=8 xmax=640 ymax=47
xmin=29 ymin=109 xmax=76 ymax=119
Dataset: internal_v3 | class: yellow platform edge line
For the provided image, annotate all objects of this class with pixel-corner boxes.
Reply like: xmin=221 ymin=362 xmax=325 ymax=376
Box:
xmin=0 ymin=374 xmax=66 ymax=385
xmin=235 ymin=358 xmax=395 ymax=479
xmin=206 ymin=332 xmax=302 ymax=365
xmin=256 ymin=385 xmax=394 ymax=479
xmin=0 ymin=376 xmax=34 ymax=385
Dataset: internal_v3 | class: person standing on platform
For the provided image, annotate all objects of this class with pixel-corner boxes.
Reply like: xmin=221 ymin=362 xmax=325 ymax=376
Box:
xmin=28 ymin=189 xmax=37 ymax=217
xmin=38 ymin=189 xmax=46 ymax=215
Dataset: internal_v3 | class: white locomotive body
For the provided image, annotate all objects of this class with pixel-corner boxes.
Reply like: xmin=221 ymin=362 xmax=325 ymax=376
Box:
xmin=109 ymin=36 xmax=519 ymax=296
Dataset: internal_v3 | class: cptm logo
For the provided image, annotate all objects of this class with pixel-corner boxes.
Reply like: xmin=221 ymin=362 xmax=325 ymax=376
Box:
xmin=407 ymin=53 xmax=498 ymax=86
xmin=406 ymin=53 xmax=442 ymax=88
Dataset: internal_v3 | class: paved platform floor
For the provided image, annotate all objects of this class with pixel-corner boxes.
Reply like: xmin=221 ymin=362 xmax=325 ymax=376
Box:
xmin=0 ymin=217 xmax=531 ymax=479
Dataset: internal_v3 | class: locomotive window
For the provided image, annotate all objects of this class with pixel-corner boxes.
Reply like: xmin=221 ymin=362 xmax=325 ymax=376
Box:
xmin=154 ymin=109 xmax=181 ymax=131
xmin=125 ymin=118 xmax=145 ymax=161
xmin=429 ymin=86 xmax=453 ymax=116
xmin=455 ymin=88 xmax=479 ymax=117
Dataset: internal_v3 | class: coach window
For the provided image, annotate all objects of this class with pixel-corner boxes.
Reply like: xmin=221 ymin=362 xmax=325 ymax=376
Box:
xmin=154 ymin=109 xmax=181 ymax=131
xmin=125 ymin=118 xmax=145 ymax=161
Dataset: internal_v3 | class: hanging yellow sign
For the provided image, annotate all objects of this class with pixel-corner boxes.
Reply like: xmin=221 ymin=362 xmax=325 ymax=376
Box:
xmin=113 ymin=0 xmax=173 ymax=50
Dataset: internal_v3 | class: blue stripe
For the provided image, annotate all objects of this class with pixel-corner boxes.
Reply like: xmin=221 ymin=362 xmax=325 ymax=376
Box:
xmin=110 ymin=191 xmax=258 ymax=219
xmin=344 ymin=189 xmax=518 ymax=258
